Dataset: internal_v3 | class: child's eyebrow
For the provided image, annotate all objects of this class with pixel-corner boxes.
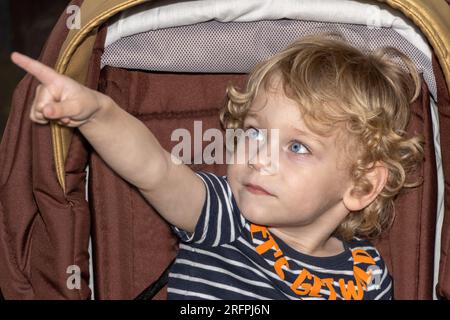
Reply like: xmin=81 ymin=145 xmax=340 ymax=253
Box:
xmin=291 ymin=127 xmax=326 ymax=148
xmin=245 ymin=113 xmax=325 ymax=147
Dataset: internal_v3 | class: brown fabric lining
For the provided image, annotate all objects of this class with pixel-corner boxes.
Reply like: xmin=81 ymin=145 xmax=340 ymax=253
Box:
xmin=433 ymin=53 xmax=450 ymax=299
xmin=0 ymin=0 xmax=90 ymax=299
xmin=0 ymin=0 xmax=445 ymax=300
xmin=363 ymin=74 xmax=436 ymax=300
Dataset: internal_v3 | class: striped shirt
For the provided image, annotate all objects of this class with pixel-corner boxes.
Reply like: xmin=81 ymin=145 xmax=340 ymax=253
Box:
xmin=168 ymin=171 xmax=393 ymax=300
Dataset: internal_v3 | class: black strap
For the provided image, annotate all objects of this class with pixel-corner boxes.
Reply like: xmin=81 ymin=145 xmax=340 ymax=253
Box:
xmin=134 ymin=257 xmax=176 ymax=300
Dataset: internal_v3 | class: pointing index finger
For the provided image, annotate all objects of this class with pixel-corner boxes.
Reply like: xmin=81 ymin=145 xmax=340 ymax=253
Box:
xmin=11 ymin=52 xmax=62 ymax=86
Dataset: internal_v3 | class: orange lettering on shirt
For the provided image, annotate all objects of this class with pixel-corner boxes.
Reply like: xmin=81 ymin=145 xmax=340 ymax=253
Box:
xmin=291 ymin=268 xmax=313 ymax=296
xmin=351 ymin=248 xmax=376 ymax=293
xmin=250 ymin=224 xmax=270 ymax=240
xmin=250 ymin=224 xmax=283 ymax=258
xmin=321 ymin=278 xmax=337 ymax=300
xmin=249 ymin=224 xmax=378 ymax=300
xmin=352 ymin=249 xmax=376 ymax=265
xmin=309 ymin=275 xmax=323 ymax=297
xmin=254 ymin=235 xmax=282 ymax=256
xmin=339 ymin=278 xmax=364 ymax=300
xmin=274 ymin=257 xmax=290 ymax=280
xmin=353 ymin=265 xmax=371 ymax=289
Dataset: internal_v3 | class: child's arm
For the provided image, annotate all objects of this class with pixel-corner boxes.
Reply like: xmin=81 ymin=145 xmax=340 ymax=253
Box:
xmin=78 ymin=95 xmax=206 ymax=234
xmin=11 ymin=52 xmax=205 ymax=233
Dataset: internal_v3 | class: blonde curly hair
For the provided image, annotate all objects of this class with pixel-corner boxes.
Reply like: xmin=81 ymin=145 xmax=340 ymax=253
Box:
xmin=220 ymin=34 xmax=424 ymax=241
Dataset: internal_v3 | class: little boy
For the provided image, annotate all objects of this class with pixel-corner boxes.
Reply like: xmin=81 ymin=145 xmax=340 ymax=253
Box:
xmin=11 ymin=34 xmax=423 ymax=300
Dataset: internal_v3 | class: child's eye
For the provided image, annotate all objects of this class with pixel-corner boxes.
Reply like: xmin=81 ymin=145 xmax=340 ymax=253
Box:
xmin=289 ymin=141 xmax=310 ymax=155
xmin=245 ymin=127 xmax=265 ymax=141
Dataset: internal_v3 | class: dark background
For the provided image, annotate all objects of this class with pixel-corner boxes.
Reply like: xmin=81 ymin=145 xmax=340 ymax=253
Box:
xmin=0 ymin=0 xmax=70 ymax=139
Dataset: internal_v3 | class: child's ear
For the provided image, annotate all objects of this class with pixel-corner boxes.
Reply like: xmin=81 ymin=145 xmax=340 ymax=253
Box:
xmin=343 ymin=162 xmax=388 ymax=212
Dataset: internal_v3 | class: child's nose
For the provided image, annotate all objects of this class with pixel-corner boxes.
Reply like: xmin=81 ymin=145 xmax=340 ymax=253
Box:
xmin=247 ymin=140 xmax=279 ymax=175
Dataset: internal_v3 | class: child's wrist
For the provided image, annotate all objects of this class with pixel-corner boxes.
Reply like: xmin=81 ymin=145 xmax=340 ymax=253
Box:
xmin=81 ymin=92 xmax=115 ymax=128
xmin=96 ymin=93 xmax=115 ymax=119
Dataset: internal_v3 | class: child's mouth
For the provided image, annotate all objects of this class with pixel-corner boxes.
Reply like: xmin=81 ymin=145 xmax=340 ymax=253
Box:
xmin=244 ymin=183 xmax=274 ymax=196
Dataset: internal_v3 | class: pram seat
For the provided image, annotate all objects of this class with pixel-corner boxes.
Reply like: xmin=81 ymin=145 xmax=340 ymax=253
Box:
xmin=0 ymin=0 xmax=449 ymax=300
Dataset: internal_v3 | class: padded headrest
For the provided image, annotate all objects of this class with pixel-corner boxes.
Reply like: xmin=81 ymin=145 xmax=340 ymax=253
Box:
xmin=102 ymin=0 xmax=436 ymax=99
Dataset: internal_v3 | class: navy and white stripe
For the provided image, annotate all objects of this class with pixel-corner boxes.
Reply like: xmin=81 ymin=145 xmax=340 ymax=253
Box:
xmin=168 ymin=171 xmax=393 ymax=300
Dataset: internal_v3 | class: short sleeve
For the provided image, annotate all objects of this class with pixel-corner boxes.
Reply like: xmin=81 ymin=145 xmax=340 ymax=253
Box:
xmin=171 ymin=171 xmax=246 ymax=247
xmin=362 ymin=246 xmax=393 ymax=300
xmin=368 ymin=257 xmax=393 ymax=300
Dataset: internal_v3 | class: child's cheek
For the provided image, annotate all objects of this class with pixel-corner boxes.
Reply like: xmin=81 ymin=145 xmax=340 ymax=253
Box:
xmin=285 ymin=151 xmax=314 ymax=165
xmin=226 ymin=163 xmax=249 ymax=189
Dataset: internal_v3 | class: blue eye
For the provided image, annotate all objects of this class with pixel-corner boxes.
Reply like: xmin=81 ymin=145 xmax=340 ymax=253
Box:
xmin=289 ymin=141 xmax=309 ymax=154
xmin=245 ymin=127 xmax=265 ymax=141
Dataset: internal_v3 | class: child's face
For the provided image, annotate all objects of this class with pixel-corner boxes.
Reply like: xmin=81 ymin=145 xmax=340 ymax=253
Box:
xmin=227 ymin=79 xmax=354 ymax=229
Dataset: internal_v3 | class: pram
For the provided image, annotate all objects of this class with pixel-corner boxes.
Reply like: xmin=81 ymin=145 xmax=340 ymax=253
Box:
xmin=0 ymin=0 xmax=449 ymax=300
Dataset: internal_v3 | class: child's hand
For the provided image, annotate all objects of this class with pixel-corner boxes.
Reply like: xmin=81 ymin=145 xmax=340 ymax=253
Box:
xmin=10 ymin=55 xmax=206 ymax=234
xmin=11 ymin=52 xmax=107 ymax=127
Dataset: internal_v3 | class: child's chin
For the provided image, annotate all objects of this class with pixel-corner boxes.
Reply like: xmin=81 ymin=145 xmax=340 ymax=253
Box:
xmin=241 ymin=208 xmax=273 ymax=226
